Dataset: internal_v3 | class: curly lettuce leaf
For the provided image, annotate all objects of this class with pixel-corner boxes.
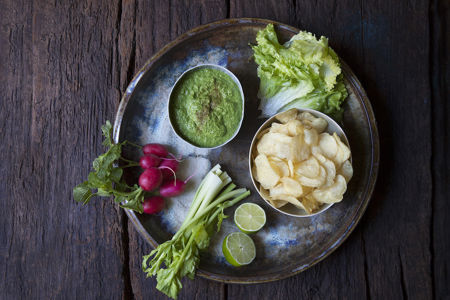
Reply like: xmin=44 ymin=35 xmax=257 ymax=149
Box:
xmin=251 ymin=24 xmax=348 ymax=120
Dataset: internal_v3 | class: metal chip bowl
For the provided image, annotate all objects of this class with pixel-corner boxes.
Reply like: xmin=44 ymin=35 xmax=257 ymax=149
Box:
xmin=248 ymin=108 xmax=352 ymax=218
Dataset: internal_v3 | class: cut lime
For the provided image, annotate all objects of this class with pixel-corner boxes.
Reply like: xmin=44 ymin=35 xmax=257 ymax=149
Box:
xmin=222 ymin=232 xmax=256 ymax=267
xmin=234 ymin=203 xmax=266 ymax=234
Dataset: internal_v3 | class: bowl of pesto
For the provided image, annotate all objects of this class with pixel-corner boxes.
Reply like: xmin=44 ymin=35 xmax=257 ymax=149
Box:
xmin=168 ymin=64 xmax=244 ymax=149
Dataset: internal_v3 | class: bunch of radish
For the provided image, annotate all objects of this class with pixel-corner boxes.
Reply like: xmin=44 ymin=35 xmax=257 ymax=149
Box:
xmin=138 ymin=143 xmax=193 ymax=214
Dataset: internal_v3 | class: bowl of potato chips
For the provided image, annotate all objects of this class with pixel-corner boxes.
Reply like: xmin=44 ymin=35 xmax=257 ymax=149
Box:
xmin=249 ymin=108 xmax=353 ymax=217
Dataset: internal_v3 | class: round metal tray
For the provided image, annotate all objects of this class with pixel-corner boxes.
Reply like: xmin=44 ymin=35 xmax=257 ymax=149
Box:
xmin=113 ymin=18 xmax=379 ymax=283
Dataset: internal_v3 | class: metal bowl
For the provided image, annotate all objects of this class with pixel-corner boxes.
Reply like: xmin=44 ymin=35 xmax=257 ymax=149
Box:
xmin=167 ymin=64 xmax=245 ymax=149
xmin=249 ymin=108 xmax=352 ymax=217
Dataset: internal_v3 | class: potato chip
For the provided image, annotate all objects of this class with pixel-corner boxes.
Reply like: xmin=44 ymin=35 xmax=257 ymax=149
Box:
xmin=269 ymin=183 xmax=287 ymax=198
xmin=254 ymin=154 xmax=280 ymax=189
xmin=312 ymin=175 xmax=347 ymax=203
xmin=258 ymin=132 xmax=309 ymax=162
xmin=270 ymin=122 xmax=290 ymax=135
xmin=270 ymin=198 xmax=288 ymax=208
xmin=314 ymin=153 xmax=325 ymax=164
xmin=286 ymin=119 xmax=304 ymax=136
xmin=310 ymin=118 xmax=328 ymax=133
xmin=260 ymin=186 xmax=288 ymax=208
xmin=257 ymin=132 xmax=293 ymax=159
xmin=319 ymin=133 xmax=338 ymax=159
xmin=292 ymin=135 xmax=310 ymax=162
xmin=301 ymin=185 xmax=314 ymax=195
xmin=297 ymin=165 xmax=326 ymax=187
xmin=301 ymin=194 xmax=321 ymax=214
xmin=287 ymin=160 xmax=295 ymax=177
xmin=269 ymin=157 xmax=290 ymax=177
xmin=332 ymin=133 xmax=351 ymax=166
xmin=256 ymin=127 xmax=270 ymax=140
xmin=280 ymin=177 xmax=303 ymax=197
xmin=298 ymin=112 xmax=328 ymax=133
xmin=295 ymin=156 xmax=320 ymax=178
xmin=297 ymin=112 xmax=316 ymax=122
xmin=314 ymin=154 xmax=336 ymax=187
xmin=252 ymin=164 xmax=259 ymax=182
xmin=269 ymin=184 xmax=301 ymax=207
xmin=259 ymin=186 xmax=270 ymax=200
xmin=311 ymin=145 xmax=322 ymax=156
xmin=329 ymin=175 xmax=347 ymax=197
xmin=304 ymin=128 xmax=319 ymax=145
xmin=275 ymin=108 xmax=298 ymax=123
xmin=271 ymin=193 xmax=308 ymax=211
xmin=339 ymin=160 xmax=353 ymax=182
xmin=312 ymin=191 xmax=339 ymax=203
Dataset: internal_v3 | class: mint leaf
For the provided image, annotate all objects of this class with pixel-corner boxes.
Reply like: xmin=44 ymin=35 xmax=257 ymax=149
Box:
xmin=97 ymin=188 xmax=111 ymax=197
xmin=87 ymin=172 xmax=110 ymax=188
xmin=119 ymin=188 xmax=144 ymax=213
xmin=73 ymin=182 xmax=95 ymax=204
xmin=110 ymin=167 xmax=123 ymax=183
xmin=93 ymin=144 xmax=121 ymax=179
xmin=101 ymin=121 xmax=113 ymax=147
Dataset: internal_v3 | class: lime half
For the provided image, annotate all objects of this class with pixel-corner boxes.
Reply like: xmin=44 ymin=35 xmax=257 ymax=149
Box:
xmin=222 ymin=232 xmax=256 ymax=267
xmin=234 ymin=203 xmax=266 ymax=234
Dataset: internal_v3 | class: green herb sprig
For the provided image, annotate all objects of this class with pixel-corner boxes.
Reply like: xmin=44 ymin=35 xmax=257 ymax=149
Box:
xmin=73 ymin=121 xmax=145 ymax=213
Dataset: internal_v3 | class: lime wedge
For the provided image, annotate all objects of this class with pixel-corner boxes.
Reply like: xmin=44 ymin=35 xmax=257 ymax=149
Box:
xmin=234 ymin=203 xmax=266 ymax=234
xmin=222 ymin=232 xmax=256 ymax=267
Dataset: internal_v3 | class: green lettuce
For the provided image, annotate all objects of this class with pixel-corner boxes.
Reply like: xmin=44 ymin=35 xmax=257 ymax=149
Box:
xmin=251 ymin=24 xmax=348 ymax=120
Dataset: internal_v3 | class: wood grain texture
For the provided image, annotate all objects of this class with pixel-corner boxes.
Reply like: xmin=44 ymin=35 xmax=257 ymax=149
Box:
xmin=431 ymin=0 xmax=449 ymax=299
xmin=230 ymin=0 xmax=295 ymax=25
xmin=0 ymin=0 xmax=447 ymax=299
xmin=0 ymin=0 xmax=130 ymax=298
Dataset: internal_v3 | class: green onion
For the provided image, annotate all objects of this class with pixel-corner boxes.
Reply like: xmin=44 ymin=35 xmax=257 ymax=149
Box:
xmin=142 ymin=164 xmax=250 ymax=299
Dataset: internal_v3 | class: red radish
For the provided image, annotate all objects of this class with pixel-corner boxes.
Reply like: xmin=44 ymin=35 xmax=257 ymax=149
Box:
xmin=139 ymin=168 xmax=162 ymax=191
xmin=159 ymin=158 xmax=179 ymax=179
xmin=143 ymin=196 xmax=165 ymax=214
xmin=142 ymin=144 xmax=168 ymax=157
xmin=139 ymin=155 xmax=161 ymax=169
xmin=159 ymin=173 xmax=196 ymax=197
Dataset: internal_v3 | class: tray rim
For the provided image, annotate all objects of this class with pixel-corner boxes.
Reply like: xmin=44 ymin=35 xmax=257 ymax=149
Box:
xmin=113 ymin=17 xmax=380 ymax=284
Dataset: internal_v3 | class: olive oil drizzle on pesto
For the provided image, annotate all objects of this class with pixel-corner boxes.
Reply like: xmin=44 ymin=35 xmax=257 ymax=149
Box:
xmin=170 ymin=68 xmax=242 ymax=147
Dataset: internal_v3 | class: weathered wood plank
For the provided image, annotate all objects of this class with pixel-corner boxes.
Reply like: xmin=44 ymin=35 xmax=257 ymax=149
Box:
xmin=0 ymin=0 xmax=130 ymax=298
xmin=0 ymin=1 xmax=35 ymax=296
xmin=354 ymin=0 xmax=432 ymax=298
xmin=431 ymin=0 xmax=450 ymax=298
xmin=125 ymin=1 xmax=228 ymax=299
xmin=230 ymin=0 xmax=295 ymax=25
xmin=229 ymin=0 xmax=433 ymax=299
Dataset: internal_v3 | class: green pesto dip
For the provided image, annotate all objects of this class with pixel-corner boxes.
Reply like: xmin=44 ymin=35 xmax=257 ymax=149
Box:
xmin=169 ymin=67 xmax=243 ymax=148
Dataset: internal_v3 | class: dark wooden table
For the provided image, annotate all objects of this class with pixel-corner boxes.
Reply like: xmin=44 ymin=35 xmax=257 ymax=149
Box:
xmin=1 ymin=0 xmax=448 ymax=299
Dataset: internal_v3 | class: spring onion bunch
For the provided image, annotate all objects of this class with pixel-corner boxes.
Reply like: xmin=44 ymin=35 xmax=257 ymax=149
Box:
xmin=142 ymin=164 xmax=250 ymax=299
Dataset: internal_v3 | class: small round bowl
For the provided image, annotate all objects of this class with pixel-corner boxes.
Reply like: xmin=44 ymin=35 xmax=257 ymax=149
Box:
xmin=167 ymin=64 xmax=245 ymax=149
xmin=248 ymin=108 xmax=352 ymax=218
